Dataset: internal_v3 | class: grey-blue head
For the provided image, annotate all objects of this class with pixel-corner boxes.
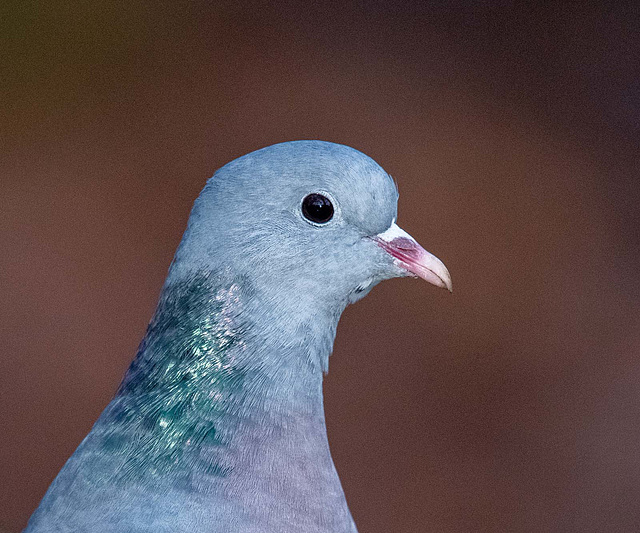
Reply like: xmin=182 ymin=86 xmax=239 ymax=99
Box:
xmin=170 ymin=141 xmax=451 ymax=317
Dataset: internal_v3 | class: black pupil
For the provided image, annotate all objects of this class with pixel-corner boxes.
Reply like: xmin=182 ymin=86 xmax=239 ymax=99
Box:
xmin=302 ymin=193 xmax=334 ymax=223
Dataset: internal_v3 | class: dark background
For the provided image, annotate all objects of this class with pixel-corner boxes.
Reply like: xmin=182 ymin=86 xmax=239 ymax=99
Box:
xmin=2 ymin=2 xmax=639 ymax=532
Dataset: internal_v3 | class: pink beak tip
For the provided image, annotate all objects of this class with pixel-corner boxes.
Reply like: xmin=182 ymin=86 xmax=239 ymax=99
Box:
xmin=373 ymin=228 xmax=453 ymax=293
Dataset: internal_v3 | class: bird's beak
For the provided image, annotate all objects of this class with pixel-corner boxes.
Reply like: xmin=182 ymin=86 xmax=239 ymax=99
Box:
xmin=372 ymin=222 xmax=453 ymax=292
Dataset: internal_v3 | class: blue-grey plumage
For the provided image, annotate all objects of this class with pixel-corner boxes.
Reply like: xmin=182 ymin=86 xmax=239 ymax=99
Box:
xmin=24 ymin=141 xmax=451 ymax=532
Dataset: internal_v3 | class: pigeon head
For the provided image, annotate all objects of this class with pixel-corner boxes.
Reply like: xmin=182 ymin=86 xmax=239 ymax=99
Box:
xmin=170 ymin=140 xmax=451 ymax=315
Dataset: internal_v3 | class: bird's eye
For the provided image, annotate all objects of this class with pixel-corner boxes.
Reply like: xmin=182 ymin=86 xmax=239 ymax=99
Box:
xmin=301 ymin=193 xmax=334 ymax=224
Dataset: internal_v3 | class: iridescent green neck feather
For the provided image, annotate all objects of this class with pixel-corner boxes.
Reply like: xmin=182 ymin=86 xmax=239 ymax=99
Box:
xmin=87 ymin=272 xmax=257 ymax=486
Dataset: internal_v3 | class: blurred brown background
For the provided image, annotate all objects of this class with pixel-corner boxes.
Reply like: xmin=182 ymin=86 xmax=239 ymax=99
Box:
xmin=2 ymin=2 xmax=639 ymax=532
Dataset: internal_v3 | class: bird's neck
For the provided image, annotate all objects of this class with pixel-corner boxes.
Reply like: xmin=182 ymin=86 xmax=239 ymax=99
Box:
xmin=97 ymin=271 xmax=343 ymax=496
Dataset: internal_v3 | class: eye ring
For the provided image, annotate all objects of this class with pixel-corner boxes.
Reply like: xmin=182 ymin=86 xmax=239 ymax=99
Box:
xmin=301 ymin=193 xmax=334 ymax=224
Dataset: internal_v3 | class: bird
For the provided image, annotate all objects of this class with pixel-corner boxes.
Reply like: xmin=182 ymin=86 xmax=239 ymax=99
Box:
xmin=24 ymin=140 xmax=452 ymax=533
